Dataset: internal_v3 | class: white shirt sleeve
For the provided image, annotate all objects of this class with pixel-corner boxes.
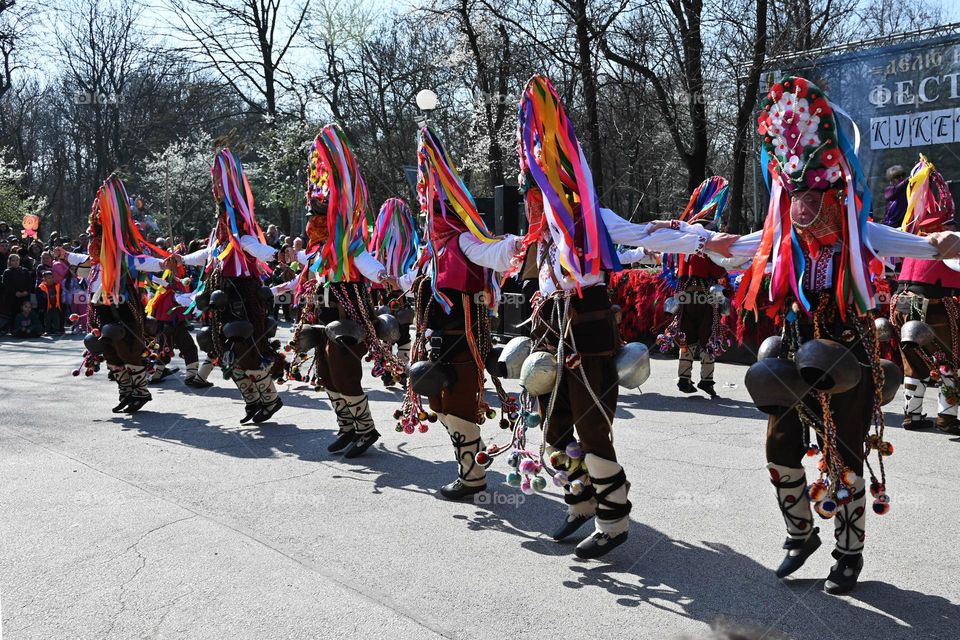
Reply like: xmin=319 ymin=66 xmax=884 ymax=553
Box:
xmin=295 ymin=249 xmax=310 ymax=265
xmin=865 ymin=221 xmax=939 ymax=259
xmin=459 ymin=233 xmax=520 ymax=272
xmin=271 ymin=280 xmax=296 ymax=295
xmin=600 ymin=208 xmax=708 ymax=254
xmin=354 ymin=249 xmax=386 ymax=282
xmin=181 ymin=246 xmax=212 ymax=267
xmin=66 ymin=252 xmax=90 ymax=266
xmin=398 ymin=268 xmax=418 ymax=293
xmin=240 ymin=235 xmax=279 ymax=262
xmin=617 ymin=247 xmax=649 ymax=265
xmin=133 ymin=256 xmax=165 ymax=273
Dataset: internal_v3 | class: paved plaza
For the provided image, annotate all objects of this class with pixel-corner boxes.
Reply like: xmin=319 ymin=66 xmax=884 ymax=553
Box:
xmin=1 ymin=331 xmax=958 ymax=639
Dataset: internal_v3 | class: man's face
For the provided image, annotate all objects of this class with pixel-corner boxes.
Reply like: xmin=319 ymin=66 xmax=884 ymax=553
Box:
xmin=0 ymin=241 xmax=8 ymax=255
xmin=43 ymin=274 xmax=53 ymax=286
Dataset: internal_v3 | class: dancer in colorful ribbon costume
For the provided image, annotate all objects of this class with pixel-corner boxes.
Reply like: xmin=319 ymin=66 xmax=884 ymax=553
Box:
xmin=728 ymin=77 xmax=960 ymax=593
xmin=890 ymin=155 xmax=960 ymax=434
xmin=59 ymin=175 xmax=171 ymax=414
xmin=398 ymin=125 xmax=523 ymax=500
xmin=286 ymin=125 xmax=400 ymax=457
xmin=657 ymin=177 xmax=733 ymax=398
xmin=174 ymin=149 xmax=289 ymax=424
xmin=145 ymin=261 xmax=210 ymax=388
xmin=512 ymin=75 xmax=738 ymax=558
xmin=369 ymin=198 xmax=420 ymax=373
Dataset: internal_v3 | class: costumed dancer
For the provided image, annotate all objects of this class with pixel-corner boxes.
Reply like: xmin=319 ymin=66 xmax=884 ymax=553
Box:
xmin=286 ymin=125 xmax=401 ymax=457
xmin=890 ymin=155 xmax=960 ymax=434
xmin=145 ymin=264 xmax=211 ymax=388
xmin=657 ymin=177 xmax=733 ymax=398
xmin=61 ymin=175 xmax=171 ymax=414
xmin=175 ymin=149 xmax=288 ymax=424
xmin=369 ymin=197 xmax=420 ymax=376
xmin=732 ymin=76 xmax=960 ymax=593
xmin=398 ymin=125 xmax=522 ymax=500
xmin=509 ymin=75 xmax=737 ymax=558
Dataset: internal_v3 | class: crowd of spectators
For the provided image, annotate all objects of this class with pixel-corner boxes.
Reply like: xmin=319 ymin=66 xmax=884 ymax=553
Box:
xmin=0 ymin=219 xmax=307 ymax=340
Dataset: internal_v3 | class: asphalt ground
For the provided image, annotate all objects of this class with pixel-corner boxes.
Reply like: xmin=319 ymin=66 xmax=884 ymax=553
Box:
xmin=1 ymin=330 xmax=958 ymax=639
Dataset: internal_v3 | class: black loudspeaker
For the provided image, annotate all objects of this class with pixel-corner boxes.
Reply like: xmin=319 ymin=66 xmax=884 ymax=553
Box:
xmin=475 ymin=197 xmax=495 ymax=231
xmin=494 ymin=185 xmax=522 ymax=235
xmin=949 ymin=181 xmax=960 ymax=226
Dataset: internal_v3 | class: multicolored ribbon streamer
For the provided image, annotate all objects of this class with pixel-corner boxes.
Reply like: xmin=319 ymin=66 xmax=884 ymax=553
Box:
xmin=90 ymin=175 xmax=167 ymax=305
xmin=516 ymin=74 xmax=620 ymax=286
xmin=209 ymin=148 xmax=270 ymax=278
xmin=309 ymin=124 xmax=373 ymax=282
xmin=372 ymin=198 xmax=420 ymax=277
xmin=416 ymin=125 xmax=498 ymax=313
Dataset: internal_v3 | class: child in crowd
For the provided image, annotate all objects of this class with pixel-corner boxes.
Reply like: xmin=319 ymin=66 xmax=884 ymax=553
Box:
xmin=37 ymin=270 xmax=64 ymax=335
xmin=13 ymin=300 xmax=42 ymax=338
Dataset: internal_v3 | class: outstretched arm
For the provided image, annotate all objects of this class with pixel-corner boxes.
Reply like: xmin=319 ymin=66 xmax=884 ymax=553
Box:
xmin=459 ymin=233 xmax=522 ymax=272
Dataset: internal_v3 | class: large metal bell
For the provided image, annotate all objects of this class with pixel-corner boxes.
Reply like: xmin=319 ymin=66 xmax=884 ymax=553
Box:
xmin=664 ymin=295 xmax=680 ymax=315
xmin=899 ymin=320 xmax=936 ymax=348
xmin=374 ymin=305 xmax=391 ymax=317
xmin=616 ymin=342 xmax=651 ymax=389
xmin=520 ymin=351 xmax=559 ymax=396
xmin=264 ymin=316 xmax=278 ymax=338
xmin=325 ymin=319 xmax=365 ymax=346
xmin=222 ymin=320 xmax=254 ymax=340
xmin=757 ymin=335 xmax=783 ymax=361
xmin=874 ymin=317 xmax=894 ymax=342
xmin=485 ymin=345 xmax=504 ymax=378
xmin=209 ymin=290 xmax=229 ymax=310
xmin=194 ymin=291 xmax=211 ymax=311
xmin=409 ymin=360 xmax=454 ymax=397
xmin=83 ymin=332 xmax=106 ymax=354
xmin=100 ymin=323 xmax=126 ymax=342
xmin=296 ymin=325 xmax=326 ymax=351
xmin=498 ymin=336 xmax=532 ymax=379
xmin=880 ymin=359 xmax=903 ymax=406
xmin=374 ymin=314 xmax=401 ymax=343
xmin=795 ymin=338 xmax=861 ymax=394
xmin=745 ymin=358 xmax=811 ymax=415
xmin=143 ymin=316 xmax=160 ymax=337
xmin=395 ymin=306 xmax=415 ymax=325
xmin=257 ymin=286 xmax=274 ymax=304
xmin=196 ymin=326 xmax=214 ymax=353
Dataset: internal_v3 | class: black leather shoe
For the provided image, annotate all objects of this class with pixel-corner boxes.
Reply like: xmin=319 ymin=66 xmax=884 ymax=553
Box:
xmin=903 ymin=414 xmax=931 ymax=431
xmin=575 ymin=531 xmax=628 ymax=559
xmin=327 ymin=431 xmax=356 ymax=453
xmin=152 ymin=367 xmax=179 ymax=383
xmin=439 ymin=478 xmax=486 ymax=500
xmin=697 ymin=380 xmax=718 ymax=398
xmin=123 ymin=395 xmax=151 ymax=414
xmin=240 ymin=403 xmax=261 ymax=424
xmin=824 ymin=551 xmax=863 ymax=595
xmin=343 ymin=429 xmax=380 ymax=458
xmin=775 ymin=528 xmax=821 ymax=578
xmin=677 ymin=378 xmax=697 ymax=394
xmin=184 ymin=376 xmax=213 ymax=389
xmin=552 ymin=513 xmax=593 ymax=541
xmin=253 ymin=398 xmax=283 ymax=423
xmin=936 ymin=415 xmax=960 ymax=435
xmin=111 ymin=397 xmax=131 ymax=413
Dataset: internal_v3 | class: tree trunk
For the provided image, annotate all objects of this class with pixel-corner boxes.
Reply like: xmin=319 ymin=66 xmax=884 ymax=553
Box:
xmin=574 ymin=0 xmax=603 ymax=190
xmin=728 ymin=0 xmax=768 ymax=233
